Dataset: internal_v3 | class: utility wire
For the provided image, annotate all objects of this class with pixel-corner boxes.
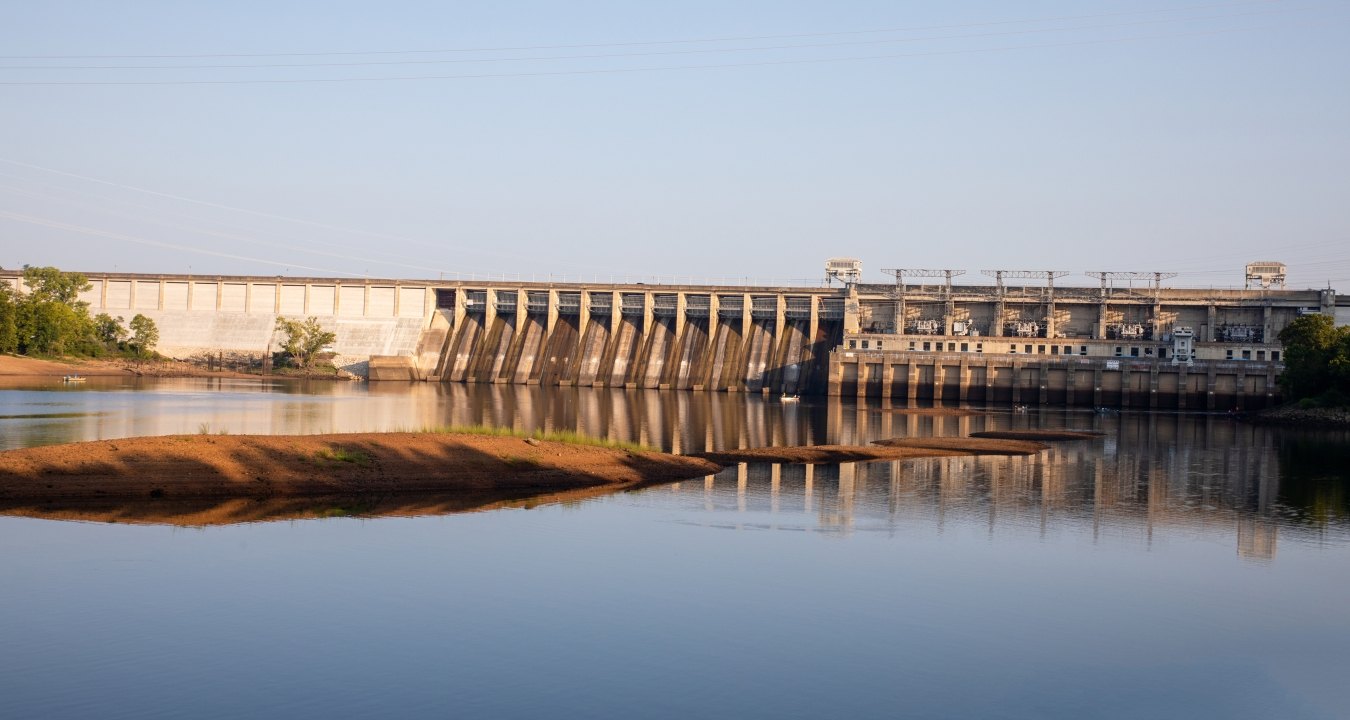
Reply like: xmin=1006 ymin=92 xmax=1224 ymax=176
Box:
xmin=0 ymin=182 xmax=458 ymax=277
xmin=0 ymin=0 xmax=1279 ymax=60
xmin=0 ymin=209 xmax=361 ymax=276
xmin=0 ymin=24 xmax=1285 ymax=86
xmin=0 ymin=158 xmax=657 ymax=277
xmin=0 ymin=8 xmax=1293 ymax=71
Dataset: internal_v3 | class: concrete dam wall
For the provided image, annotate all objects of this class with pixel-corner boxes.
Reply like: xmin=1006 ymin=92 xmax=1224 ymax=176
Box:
xmin=426 ymin=288 xmax=845 ymax=395
xmin=21 ymin=273 xmax=438 ymax=376
xmin=3 ymin=272 xmax=845 ymax=393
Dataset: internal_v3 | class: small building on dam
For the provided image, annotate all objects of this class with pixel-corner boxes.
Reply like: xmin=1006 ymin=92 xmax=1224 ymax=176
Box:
xmin=5 ymin=261 xmax=1346 ymax=411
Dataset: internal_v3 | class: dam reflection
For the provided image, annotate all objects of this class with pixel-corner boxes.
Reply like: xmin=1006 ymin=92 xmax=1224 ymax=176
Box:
xmin=2 ymin=377 xmax=1347 ymax=554
xmin=680 ymin=427 xmax=1345 ymax=561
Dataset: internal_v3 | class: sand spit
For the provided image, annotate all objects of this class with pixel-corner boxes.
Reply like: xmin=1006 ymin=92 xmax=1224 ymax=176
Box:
xmin=1 ymin=432 xmax=1052 ymax=526
xmin=0 ymin=432 xmax=723 ymax=503
xmin=969 ymin=430 xmax=1106 ymax=441
xmin=870 ymin=437 xmax=1048 ymax=455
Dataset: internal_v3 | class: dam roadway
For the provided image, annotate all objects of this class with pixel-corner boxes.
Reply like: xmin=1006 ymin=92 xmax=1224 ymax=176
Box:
xmin=5 ymin=270 xmax=1347 ymax=408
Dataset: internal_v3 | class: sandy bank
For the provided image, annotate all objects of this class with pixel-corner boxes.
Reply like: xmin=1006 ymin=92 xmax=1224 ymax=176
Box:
xmin=0 ymin=432 xmax=723 ymax=502
xmin=969 ymin=430 xmax=1105 ymax=441
xmin=0 ymin=355 xmax=129 ymax=377
xmin=0 ymin=355 xmax=260 ymax=380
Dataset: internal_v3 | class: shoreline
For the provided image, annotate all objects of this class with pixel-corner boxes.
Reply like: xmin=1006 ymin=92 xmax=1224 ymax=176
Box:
xmin=0 ymin=432 xmax=723 ymax=503
xmin=1250 ymin=404 xmax=1350 ymax=428
xmin=0 ymin=431 xmax=1051 ymax=523
xmin=0 ymin=354 xmax=344 ymax=381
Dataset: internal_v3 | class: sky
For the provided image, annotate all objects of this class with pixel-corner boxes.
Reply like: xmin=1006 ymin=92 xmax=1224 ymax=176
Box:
xmin=1 ymin=0 xmax=1347 ymax=290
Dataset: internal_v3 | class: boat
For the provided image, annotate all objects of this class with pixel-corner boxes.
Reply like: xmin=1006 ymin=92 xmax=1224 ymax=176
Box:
xmin=780 ymin=394 xmax=800 ymax=403
xmin=62 ymin=375 xmax=86 ymax=384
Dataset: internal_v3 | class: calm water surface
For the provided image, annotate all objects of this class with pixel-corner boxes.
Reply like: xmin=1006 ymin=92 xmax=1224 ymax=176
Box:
xmin=2 ymin=378 xmax=1349 ymax=719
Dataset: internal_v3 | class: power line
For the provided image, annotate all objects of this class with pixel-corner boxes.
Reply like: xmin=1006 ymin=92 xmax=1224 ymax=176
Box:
xmin=0 ymin=209 xmax=361 ymax=276
xmin=0 ymin=158 xmax=659 ymax=277
xmin=0 ymin=182 xmax=457 ymax=276
xmin=0 ymin=24 xmax=1284 ymax=86
xmin=0 ymin=8 xmax=1291 ymax=71
xmin=0 ymin=0 xmax=1279 ymax=60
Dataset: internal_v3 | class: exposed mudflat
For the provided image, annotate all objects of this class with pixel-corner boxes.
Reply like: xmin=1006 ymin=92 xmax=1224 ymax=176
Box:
xmin=0 ymin=432 xmax=723 ymax=502
xmin=969 ymin=430 xmax=1106 ymax=441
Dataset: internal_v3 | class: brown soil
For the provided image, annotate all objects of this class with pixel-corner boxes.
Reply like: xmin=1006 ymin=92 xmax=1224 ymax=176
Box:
xmin=0 ymin=355 xmax=129 ymax=377
xmin=0 ymin=355 xmax=260 ymax=380
xmin=969 ymin=430 xmax=1106 ymax=441
xmin=0 ymin=432 xmax=723 ymax=503
xmin=870 ymin=437 xmax=1048 ymax=455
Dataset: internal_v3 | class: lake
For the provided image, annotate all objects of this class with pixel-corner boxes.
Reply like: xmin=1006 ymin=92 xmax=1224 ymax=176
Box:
xmin=2 ymin=377 xmax=1348 ymax=719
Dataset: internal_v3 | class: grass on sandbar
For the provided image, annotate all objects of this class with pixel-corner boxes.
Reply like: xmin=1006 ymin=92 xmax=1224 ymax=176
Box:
xmin=411 ymin=424 xmax=650 ymax=453
xmin=314 ymin=447 xmax=374 ymax=466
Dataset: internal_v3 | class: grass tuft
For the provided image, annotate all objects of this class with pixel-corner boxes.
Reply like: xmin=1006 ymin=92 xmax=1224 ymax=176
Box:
xmin=314 ymin=447 xmax=373 ymax=466
xmin=417 ymin=424 xmax=649 ymax=452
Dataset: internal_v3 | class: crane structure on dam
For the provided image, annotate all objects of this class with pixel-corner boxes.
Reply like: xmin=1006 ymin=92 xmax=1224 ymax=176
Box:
xmin=879 ymin=269 xmax=966 ymax=336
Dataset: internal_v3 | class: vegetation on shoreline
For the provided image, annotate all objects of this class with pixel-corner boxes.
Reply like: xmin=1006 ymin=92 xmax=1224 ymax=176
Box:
xmin=273 ymin=316 xmax=337 ymax=371
xmin=1277 ymin=314 xmax=1350 ymax=409
xmin=415 ymin=424 xmax=651 ymax=453
xmin=0 ymin=265 xmax=158 ymax=360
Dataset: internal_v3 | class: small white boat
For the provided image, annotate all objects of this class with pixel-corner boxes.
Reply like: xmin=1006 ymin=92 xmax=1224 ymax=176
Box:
xmin=780 ymin=394 xmax=800 ymax=403
xmin=62 ymin=375 xmax=86 ymax=384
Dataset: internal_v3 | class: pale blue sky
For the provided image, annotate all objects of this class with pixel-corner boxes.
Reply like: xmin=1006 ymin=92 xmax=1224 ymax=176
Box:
xmin=1 ymin=0 xmax=1347 ymax=289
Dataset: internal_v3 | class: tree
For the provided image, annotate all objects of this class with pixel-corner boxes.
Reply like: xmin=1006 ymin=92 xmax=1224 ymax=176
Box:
xmin=0 ymin=282 xmax=17 ymax=353
xmin=129 ymin=314 xmax=159 ymax=358
xmin=16 ymin=297 xmax=92 ymax=356
xmin=94 ymin=313 xmax=129 ymax=349
xmin=274 ymin=316 xmax=336 ymax=369
xmin=1278 ymin=314 xmax=1350 ymax=404
xmin=21 ymin=265 xmax=90 ymax=306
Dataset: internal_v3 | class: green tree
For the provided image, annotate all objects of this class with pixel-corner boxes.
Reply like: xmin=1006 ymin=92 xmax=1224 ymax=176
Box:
xmin=17 ymin=297 xmax=92 ymax=355
xmin=1278 ymin=314 xmax=1350 ymax=404
xmin=274 ymin=316 xmax=337 ymax=369
xmin=0 ymin=282 xmax=17 ymax=353
xmin=6 ymin=266 xmax=97 ymax=356
xmin=129 ymin=314 xmax=159 ymax=358
xmin=94 ymin=313 xmax=128 ymax=349
xmin=21 ymin=265 xmax=90 ymax=306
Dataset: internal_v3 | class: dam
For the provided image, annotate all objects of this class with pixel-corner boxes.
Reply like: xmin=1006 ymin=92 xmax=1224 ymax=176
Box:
xmin=3 ymin=264 xmax=1347 ymax=409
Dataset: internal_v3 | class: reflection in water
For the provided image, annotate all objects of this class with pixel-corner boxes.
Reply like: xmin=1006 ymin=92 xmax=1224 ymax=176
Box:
xmin=0 ymin=485 xmax=627 ymax=527
xmin=3 ymin=384 xmax=1350 ymax=720
xmin=2 ymin=377 xmax=1348 ymax=553
xmin=680 ymin=438 xmax=1344 ymax=561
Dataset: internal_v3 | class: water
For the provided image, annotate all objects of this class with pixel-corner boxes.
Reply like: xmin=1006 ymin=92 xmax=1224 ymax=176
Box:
xmin=2 ymin=378 xmax=1349 ymax=719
